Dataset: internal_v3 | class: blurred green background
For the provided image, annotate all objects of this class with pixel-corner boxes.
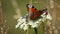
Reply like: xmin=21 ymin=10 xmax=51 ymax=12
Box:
xmin=0 ymin=0 xmax=60 ymax=34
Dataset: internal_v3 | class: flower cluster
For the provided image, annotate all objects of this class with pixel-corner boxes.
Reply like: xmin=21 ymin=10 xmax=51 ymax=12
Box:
xmin=15 ymin=12 xmax=52 ymax=31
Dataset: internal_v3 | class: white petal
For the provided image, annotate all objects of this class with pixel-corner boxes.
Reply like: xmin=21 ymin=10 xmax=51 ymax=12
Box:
xmin=23 ymin=24 xmax=28 ymax=31
xmin=46 ymin=13 xmax=52 ymax=20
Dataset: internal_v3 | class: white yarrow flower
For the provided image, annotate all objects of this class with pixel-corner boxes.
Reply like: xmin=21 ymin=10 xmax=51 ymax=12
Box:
xmin=23 ymin=24 xmax=28 ymax=31
xmin=46 ymin=13 xmax=52 ymax=20
xmin=31 ymin=23 xmax=38 ymax=28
